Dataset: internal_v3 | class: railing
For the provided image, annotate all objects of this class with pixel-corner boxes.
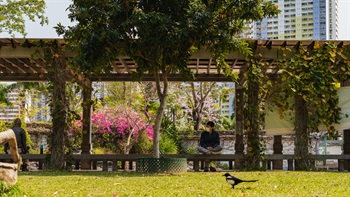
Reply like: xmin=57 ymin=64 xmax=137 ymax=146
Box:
xmin=1 ymin=153 xmax=349 ymax=172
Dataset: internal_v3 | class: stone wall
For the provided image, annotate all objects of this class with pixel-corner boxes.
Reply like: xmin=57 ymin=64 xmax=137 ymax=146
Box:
xmin=180 ymin=134 xmax=343 ymax=155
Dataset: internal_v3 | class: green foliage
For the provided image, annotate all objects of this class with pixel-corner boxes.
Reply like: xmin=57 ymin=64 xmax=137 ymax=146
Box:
xmin=0 ymin=181 xmax=22 ymax=196
xmin=183 ymin=146 xmax=196 ymax=154
xmin=217 ymin=114 xmax=235 ymax=130
xmin=159 ymin=115 xmax=179 ymax=154
xmin=0 ymin=84 xmax=11 ymax=106
xmin=242 ymin=54 xmax=271 ymax=169
xmin=92 ymin=147 xmax=105 ymax=154
xmin=59 ymin=0 xmax=279 ymax=79
xmin=161 ymin=115 xmax=180 ymax=142
xmin=0 ymin=120 xmax=7 ymax=132
xmin=133 ymin=132 xmax=153 ymax=154
xmin=272 ymin=43 xmax=350 ymax=135
xmin=93 ymin=132 xmax=120 ymax=152
xmin=265 ymin=42 xmax=350 ymax=169
xmin=159 ymin=135 xmax=178 ymax=154
xmin=0 ymin=0 xmax=48 ymax=36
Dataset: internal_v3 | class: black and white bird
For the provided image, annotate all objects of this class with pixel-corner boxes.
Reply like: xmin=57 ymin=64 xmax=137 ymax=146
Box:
xmin=223 ymin=173 xmax=258 ymax=189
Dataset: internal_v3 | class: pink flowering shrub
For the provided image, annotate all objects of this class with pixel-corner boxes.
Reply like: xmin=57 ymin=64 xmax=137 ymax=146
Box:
xmin=71 ymin=109 xmax=154 ymax=153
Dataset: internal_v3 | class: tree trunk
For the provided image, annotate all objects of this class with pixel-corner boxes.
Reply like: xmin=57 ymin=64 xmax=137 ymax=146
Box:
xmin=124 ymin=127 xmax=135 ymax=154
xmin=81 ymin=80 xmax=92 ymax=154
xmin=192 ymin=108 xmax=201 ymax=131
xmin=123 ymin=82 xmax=127 ymax=103
xmin=245 ymin=80 xmax=261 ymax=169
xmin=49 ymin=61 xmax=67 ymax=169
xmin=197 ymin=106 xmax=203 ymax=130
xmin=153 ymin=70 xmax=169 ymax=158
xmin=191 ymin=83 xmax=199 ymax=130
xmin=153 ymin=93 xmax=167 ymax=158
xmin=294 ymin=94 xmax=310 ymax=170
xmin=190 ymin=82 xmax=215 ymax=130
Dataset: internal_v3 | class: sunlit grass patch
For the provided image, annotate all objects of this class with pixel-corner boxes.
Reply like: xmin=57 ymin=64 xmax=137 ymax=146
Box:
xmin=16 ymin=171 xmax=350 ymax=196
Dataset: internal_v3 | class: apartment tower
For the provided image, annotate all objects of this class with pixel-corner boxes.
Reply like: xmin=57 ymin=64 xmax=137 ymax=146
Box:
xmin=251 ymin=0 xmax=338 ymax=40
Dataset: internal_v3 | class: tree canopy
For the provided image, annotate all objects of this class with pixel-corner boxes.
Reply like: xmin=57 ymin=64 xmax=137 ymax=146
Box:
xmin=0 ymin=0 xmax=47 ymax=36
xmin=58 ymin=0 xmax=279 ymax=158
xmin=58 ymin=0 xmax=279 ymax=77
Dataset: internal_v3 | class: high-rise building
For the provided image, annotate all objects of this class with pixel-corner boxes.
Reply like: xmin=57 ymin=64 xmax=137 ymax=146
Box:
xmin=25 ymin=92 xmax=51 ymax=122
xmin=215 ymin=82 xmax=235 ymax=119
xmin=250 ymin=0 xmax=338 ymax=40
xmin=0 ymin=90 xmax=21 ymax=122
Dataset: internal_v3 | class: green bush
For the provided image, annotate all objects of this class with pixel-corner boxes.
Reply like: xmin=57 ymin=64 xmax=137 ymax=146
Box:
xmin=133 ymin=132 xmax=153 ymax=154
xmin=92 ymin=147 xmax=106 ymax=154
xmin=161 ymin=115 xmax=180 ymax=141
xmin=184 ymin=146 xmax=196 ymax=154
xmin=0 ymin=121 xmax=7 ymax=132
xmin=159 ymin=115 xmax=181 ymax=154
xmin=160 ymin=134 xmax=178 ymax=154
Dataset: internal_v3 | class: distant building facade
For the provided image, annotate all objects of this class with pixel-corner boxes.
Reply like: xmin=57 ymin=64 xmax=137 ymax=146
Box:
xmin=0 ymin=89 xmax=51 ymax=123
xmin=249 ymin=0 xmax=338 ymax=40
xmin=0 ymin=90 xmax=21 ymax=122
xmin=215 ymin=82 xmax=235 ymax=120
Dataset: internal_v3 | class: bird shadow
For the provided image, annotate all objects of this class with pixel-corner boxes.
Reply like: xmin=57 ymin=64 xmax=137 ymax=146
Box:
xmin=224 ymin=186 xmax=254 ymax=192
xmin=236 ymin=186 xmax=254 ymax=192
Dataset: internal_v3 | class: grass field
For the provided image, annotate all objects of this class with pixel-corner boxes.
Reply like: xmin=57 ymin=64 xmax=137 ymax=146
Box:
xmin=5 ymin=171 xmax=350 ymax=196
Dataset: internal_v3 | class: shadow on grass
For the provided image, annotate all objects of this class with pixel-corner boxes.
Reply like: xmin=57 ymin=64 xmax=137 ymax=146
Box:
xmin=19 ymin=171 xmax=187 ymax=178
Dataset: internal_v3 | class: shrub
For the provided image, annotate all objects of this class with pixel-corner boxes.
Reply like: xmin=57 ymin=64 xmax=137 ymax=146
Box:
xmin=70 ymin=109 xmax=154 ymax=154
xmin=133 ymin=132 xmax=153 ymax=154
xmin=160 ymin=134 xmax=178 ymax=154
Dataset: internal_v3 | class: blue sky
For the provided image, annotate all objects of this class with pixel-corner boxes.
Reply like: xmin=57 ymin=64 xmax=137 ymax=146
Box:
xmin=1 ymin=0 xmax=349 ymax=40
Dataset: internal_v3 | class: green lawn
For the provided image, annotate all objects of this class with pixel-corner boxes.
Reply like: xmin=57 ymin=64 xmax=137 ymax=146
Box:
xmin=8 ymin=171 xmax=350 ymax=196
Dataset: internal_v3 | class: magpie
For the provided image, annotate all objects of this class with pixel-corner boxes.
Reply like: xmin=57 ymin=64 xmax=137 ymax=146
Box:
xmin=223 ymin=173 xmax=258 ymax=189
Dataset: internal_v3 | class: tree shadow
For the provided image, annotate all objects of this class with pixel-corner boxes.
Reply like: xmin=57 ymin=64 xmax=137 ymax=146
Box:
xmin=19 ymin=171 xmax=185 ymax=178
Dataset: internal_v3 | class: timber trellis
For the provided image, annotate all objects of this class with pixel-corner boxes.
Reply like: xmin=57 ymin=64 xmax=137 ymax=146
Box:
xmin=1 ymin=38 xmax=350 ymax=170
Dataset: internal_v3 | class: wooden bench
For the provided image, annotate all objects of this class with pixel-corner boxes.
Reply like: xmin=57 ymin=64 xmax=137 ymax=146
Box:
xmin=315 ymin=160 xmax=338 ymax=171
xmin=0 ymin=154 xmax=240 ymax=171
xmin=0 ymin=154 xmax=349 ymax=171
xmin=69 ymin=154 xmax=242 ymax=172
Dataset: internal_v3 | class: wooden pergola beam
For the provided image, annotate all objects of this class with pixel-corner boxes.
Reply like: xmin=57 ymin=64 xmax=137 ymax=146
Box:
xmin=0 ymin=38 xmax=349 ymax=82
xmin=0 ymin=73 xmax=233 ymax=82
xmin=0 ymin=58 xmax=23 ymax=73
xmin=118 ymin=58 xmax=131 ymax=73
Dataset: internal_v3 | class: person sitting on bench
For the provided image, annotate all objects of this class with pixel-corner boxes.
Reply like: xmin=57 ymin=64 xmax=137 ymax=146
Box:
xmin=197 ymin=121 xmax=222 ymax=155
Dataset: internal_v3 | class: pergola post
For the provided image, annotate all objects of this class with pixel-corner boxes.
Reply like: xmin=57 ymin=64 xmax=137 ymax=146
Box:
xmin=80 ymin=79 xmax=93 ymax=169
xmin=273 ymin=135 xmax=283 ymax=170
xmin=47 ymin=45 xmax=68 ymax=169
xmin=343 ymin=129 xmax=350 ymax=171
xmin=234 ymin=86 xmax=245 ymax=169
xmin=245 ymin=75 xmax=261 ymax=168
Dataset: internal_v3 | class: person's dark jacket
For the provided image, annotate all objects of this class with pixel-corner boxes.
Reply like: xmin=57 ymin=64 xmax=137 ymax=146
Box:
xmin=199 ymin=130 xmax=220 ymax=148
xmin=5 ymin=126 xmax=27 ymax=154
